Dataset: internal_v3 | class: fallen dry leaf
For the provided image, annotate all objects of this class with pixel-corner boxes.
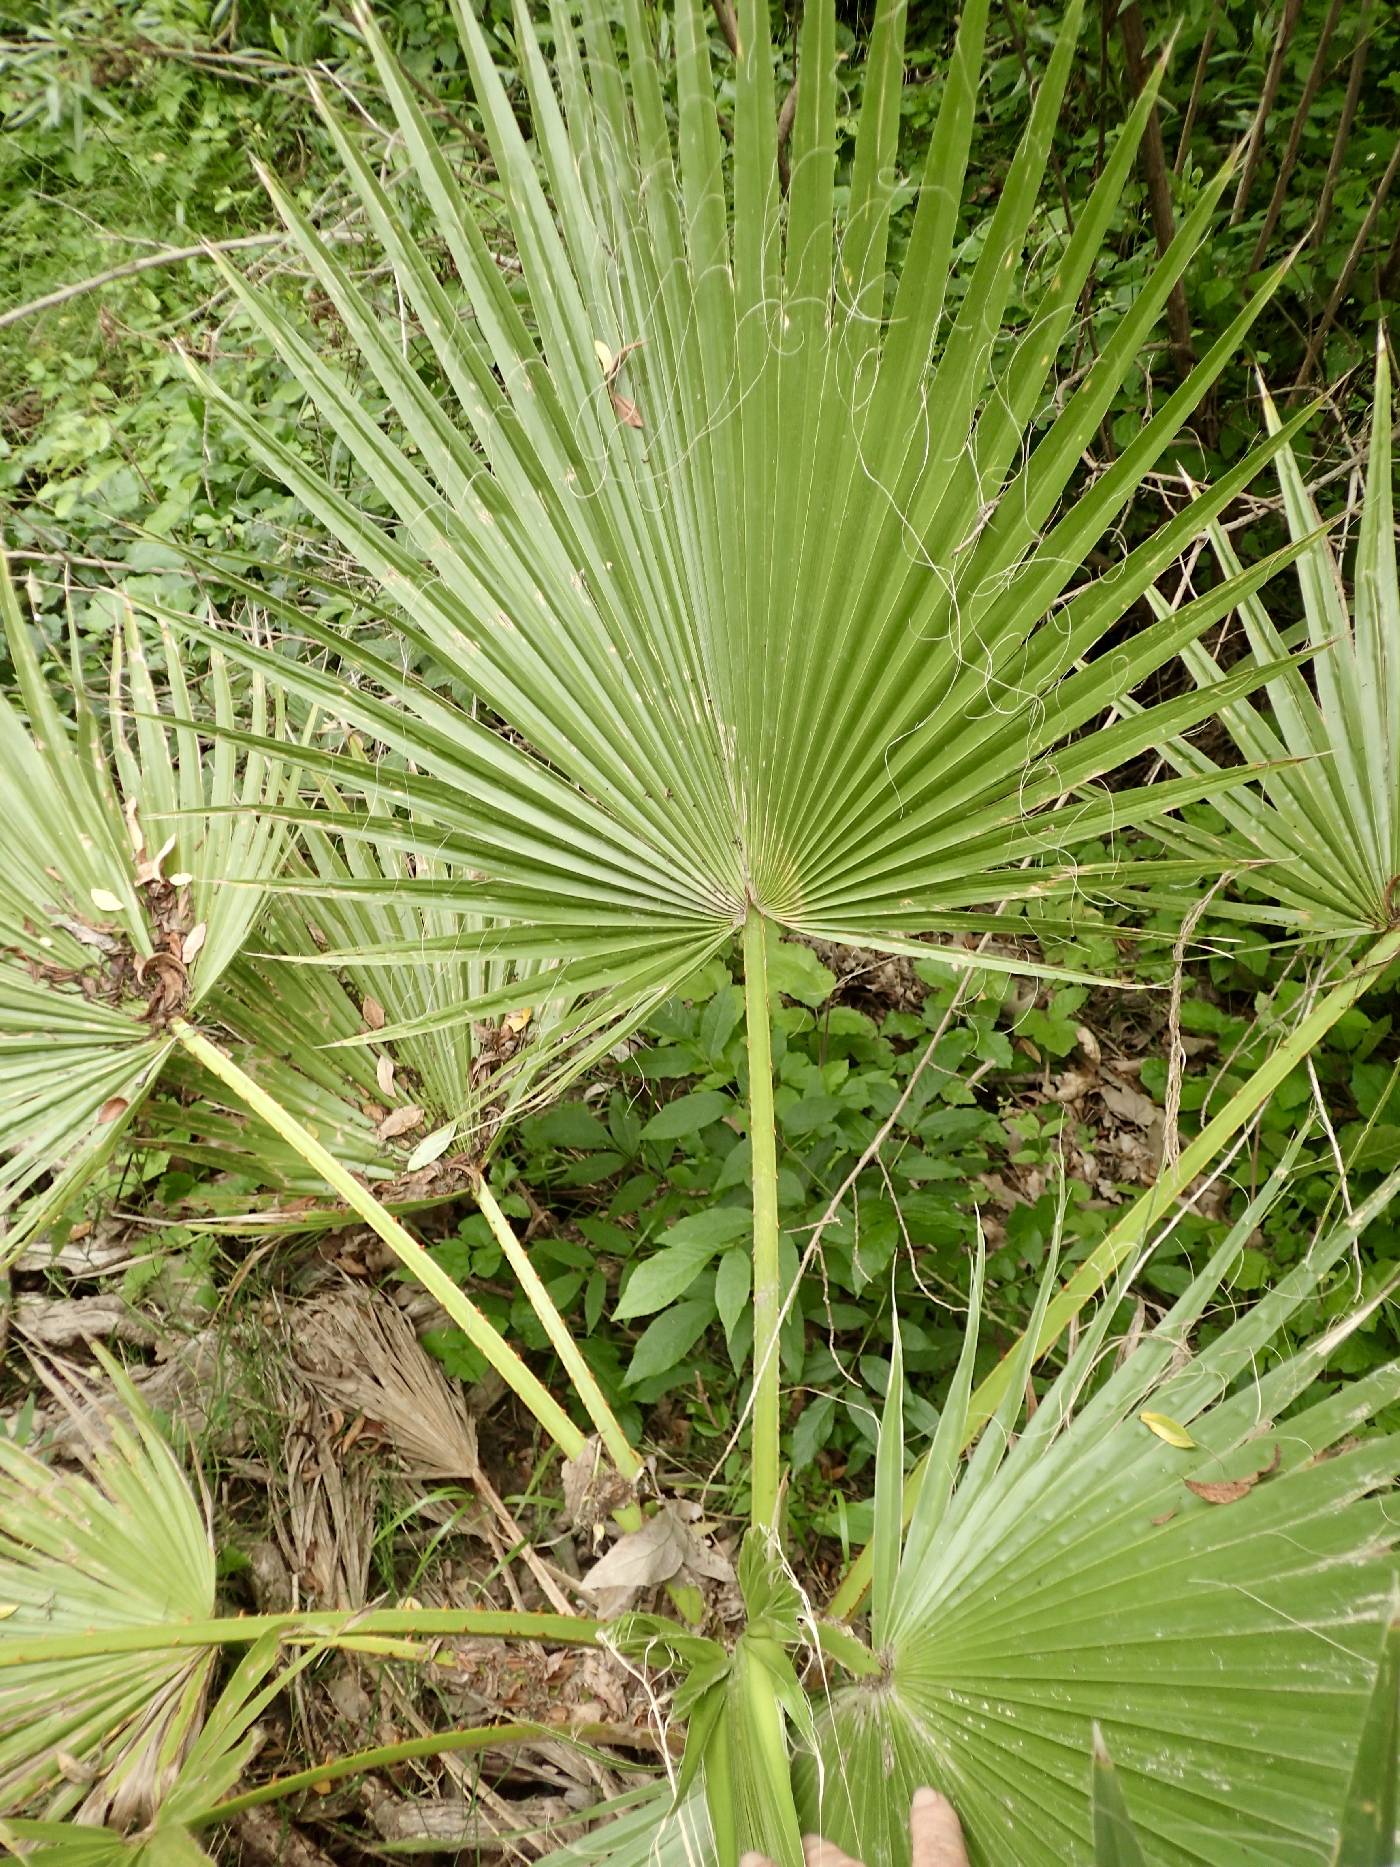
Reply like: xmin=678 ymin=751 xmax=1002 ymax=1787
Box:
xmin=376 ymin=1053 xmax=396 ymax=1098
xmin=362 ymin=994 xmax=386 ymax=1031
xmin=609 ymin=390 xmax=643 ymax=429
xmin=1101 ymin=1077 xmax=1161 ymax=1131
xmin=97 ymin=1096 xmax=129 ymax=1124
xmin=1184 ymin=1475 xmax=1256 ymax=1505
xmin=375 ymin=1104 xmax=424 ymax=1142
xmin=1184 ymin=1442 xmax=1280 ymax=1505
xmin=181 ymin=922 xmax=207 ymax=965
xmin=136 ymin=832 xmax=178 ymax=886
xmin=1048 ymin=1068 xmax=1095 ymax=1104
xmin=579 ymin=1499 xmax=734 ymax=1616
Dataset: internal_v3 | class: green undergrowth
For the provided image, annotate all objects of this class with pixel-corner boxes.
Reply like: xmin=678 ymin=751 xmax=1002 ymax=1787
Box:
xmin=379 ymin=920 xmax=1400 ymax=1541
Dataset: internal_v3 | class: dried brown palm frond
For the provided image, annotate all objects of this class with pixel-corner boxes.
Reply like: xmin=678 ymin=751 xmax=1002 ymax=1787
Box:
xmin=290 ymin=1284 xmax=479 ymax=1481
xmin=286 ymin=1284 xmax=577 ymax=1617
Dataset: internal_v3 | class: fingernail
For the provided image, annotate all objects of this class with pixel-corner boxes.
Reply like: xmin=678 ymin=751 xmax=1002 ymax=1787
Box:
xmin=912 ymin=1785 xmax=945 ymax=1809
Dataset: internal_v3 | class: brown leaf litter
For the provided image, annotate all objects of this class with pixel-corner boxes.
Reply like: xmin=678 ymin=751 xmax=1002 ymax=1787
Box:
xmin=1184 ymin=1442 xmax=1281 ymax=1506
xmin=577 ymin=1499 xmax=736 ymax=1618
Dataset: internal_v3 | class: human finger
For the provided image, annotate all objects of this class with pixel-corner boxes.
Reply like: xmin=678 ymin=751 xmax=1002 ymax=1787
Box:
xmin=802 ymin=1837 xmax=864 ymax=1867
xmin=909 ymin=1786 xmax=970 ymax=1867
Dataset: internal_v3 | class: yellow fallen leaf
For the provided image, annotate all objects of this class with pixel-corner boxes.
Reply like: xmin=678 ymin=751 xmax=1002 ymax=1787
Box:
xmin=89 ymin=887 xmax=124 ymax=913
xmin=1140 ymin=1410 xmax=1196 ymax=1449
xmin=0 ymin=1605 xmax=17 ymax=1621
xmin=594 ymin=338 xmax=615 ymax=375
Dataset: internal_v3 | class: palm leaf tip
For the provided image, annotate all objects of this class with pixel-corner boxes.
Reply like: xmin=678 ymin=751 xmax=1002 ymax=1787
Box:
xmin=1144 ymin=339 xmax=1400 ymax=942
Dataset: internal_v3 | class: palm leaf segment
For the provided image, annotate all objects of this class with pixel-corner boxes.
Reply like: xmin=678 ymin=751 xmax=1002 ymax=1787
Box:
xmin=1142 ymin=334 xmax=1400 ymax=940
xmin=194 ymin=0 xmax=1313 ymax=1098
xmin=0 ymin=566 xmax=285 ymax=1257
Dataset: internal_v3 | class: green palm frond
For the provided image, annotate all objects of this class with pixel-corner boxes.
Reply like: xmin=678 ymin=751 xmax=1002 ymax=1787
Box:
xmin=797 ymin=1162 xmax=1400 ymax=1866
xmin=0 ymin=1354 xmax=217 ymax=1829
xmin=1084 ymin=1603 xmax=1400 ymax=1867
xmin=0 ymin=562 xmax=286 ymax=1257
xmin=148 ymin=805 xmax=647 ymax=1219
xmin=183 ymin=0 xmax=1320 ymax=1130
xmin=1139 ymin=333 xmax=1399 ymax=939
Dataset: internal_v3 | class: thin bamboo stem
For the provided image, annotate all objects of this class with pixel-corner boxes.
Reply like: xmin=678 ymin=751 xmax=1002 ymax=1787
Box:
xmin=1173 ymin=6 xmax=1218 ymax=174
xmin=1298 ymin=136 xmax=1400 ymax=387
xmin=1312 ymin=0 xmax=1374 ymax=254
xmin=1229 ymin=0 xmax=1303 ymax=228
xmin=1247 ymin=0 xmax=1345 ymax=271
xmin=743 ymin=906 xmax=783 ymax=1534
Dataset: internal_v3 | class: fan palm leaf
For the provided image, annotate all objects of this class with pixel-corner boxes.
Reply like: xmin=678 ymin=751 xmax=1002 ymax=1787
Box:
xmin=187 ymin=0 xmax=1322 ymax=1085
xmin=0 ymin=564 xmax=286 ymax=1259
xmin=170 ymin=0 xmax=1346 ymax=1561
xmin=1136 ymin=333 xmax=1399 ymax=939
xmin=0 ymin=1354 xmax=217 ymax=1828
xmin=547 ymin=1162 xmax=1400 ymax=1866
xmin=0 ymin=1355 xmax=609 ymax=1861
xmin=797 ymin=1162 xmax=1400 ymax=1867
